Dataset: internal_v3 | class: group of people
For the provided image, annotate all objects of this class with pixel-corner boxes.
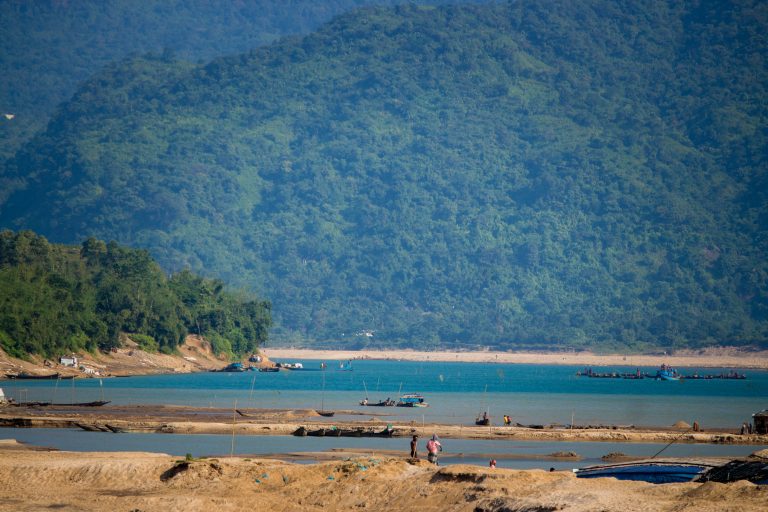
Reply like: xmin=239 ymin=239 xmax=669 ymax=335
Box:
xmin=410 ymin=434 xmax=442 ymax=464
xmin=740 ymin=422 xmax=753 ymax=435
xmin=503 ymin=414 xmax=512 ymax=426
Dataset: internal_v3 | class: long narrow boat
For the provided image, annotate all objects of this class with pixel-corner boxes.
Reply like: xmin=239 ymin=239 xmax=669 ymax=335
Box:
xmin=12 ymin=400 xmax=110 ymax=407
xmin=5 ymin=372 xmax=75 ymax=380
xmin=359 ymin=398 xmax=396 ymax=406
xmin=51 ymin=400 xmax=111 ymax=407
xmin=292 ymin=426 xmax=396 ymax=438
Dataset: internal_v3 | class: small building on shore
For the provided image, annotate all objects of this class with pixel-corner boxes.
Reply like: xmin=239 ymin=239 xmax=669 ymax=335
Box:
xmin=753 ymin=410 xmax=768 ymax=435
xmin=60 ymin=355 xmax=78 ymax=367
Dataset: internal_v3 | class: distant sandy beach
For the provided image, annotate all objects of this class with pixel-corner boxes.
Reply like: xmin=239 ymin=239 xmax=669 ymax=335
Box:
xmin=264 ymin=348 xmax=768 ymax=370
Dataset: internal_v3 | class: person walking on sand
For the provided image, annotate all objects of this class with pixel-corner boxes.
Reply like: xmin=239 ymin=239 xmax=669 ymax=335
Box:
xmin=410 ymin=434 xmax=419 ymax=459
xmin=426 ymin=434 xmax=442 ymax=465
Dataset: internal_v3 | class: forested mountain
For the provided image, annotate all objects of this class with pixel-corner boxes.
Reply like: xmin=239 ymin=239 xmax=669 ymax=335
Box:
xmin=0 ymin=0 xmax=450 ymax=160
xmin=1 ymin=1 xmax=766 ymax=351
xmin=0 ymin=230 xmax=271 ymax=358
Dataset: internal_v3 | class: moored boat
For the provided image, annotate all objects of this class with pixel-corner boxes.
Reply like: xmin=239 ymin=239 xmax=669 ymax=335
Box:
xmin=655 ymin=364 xmax=680 ymax=381
xmin=396 ymin=393 xmax=428 ymax=407
xmin=359 ymin=398 xmax=396 ymax=406
xmin=5 ymin=372 xmax=74 ymax=380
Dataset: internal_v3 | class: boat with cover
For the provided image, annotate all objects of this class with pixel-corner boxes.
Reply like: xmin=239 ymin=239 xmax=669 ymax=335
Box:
xmin=655 ymin=364 xmax=680 ymax=381
xmin=396 ymin=393 xmax=428 ymax=407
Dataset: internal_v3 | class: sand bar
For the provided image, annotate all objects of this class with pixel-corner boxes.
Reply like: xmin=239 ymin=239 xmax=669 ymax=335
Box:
xmin=264 ymin=348 xmax=768 ymax=369
xmin=2 ymin=404 xmax=765 ymax=444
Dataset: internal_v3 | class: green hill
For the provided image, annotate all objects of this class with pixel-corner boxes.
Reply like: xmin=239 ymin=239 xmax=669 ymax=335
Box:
xmin=0 ymin=0 xmax=439 ymax=160
xmin=1 ymin=1 xmax=766 ymax=351
xmin=0 ymin=230 xmax=271 ymax=358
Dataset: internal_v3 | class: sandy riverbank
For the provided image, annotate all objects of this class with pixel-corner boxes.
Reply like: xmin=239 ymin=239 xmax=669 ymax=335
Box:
xmin=0 ymin=442 xmax=766 ymax=512
xmin=2 ymin=404 xmax=765 ymax=445
xmin=264 ymin=347 xmax=768 ymax=369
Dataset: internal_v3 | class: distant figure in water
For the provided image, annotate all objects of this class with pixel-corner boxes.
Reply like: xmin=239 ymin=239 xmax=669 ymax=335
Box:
xmin=410 ymin=435 xmax=419 ymax=459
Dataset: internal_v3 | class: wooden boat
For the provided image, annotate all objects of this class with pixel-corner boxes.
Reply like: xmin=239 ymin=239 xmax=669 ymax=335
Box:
xmin=316 ymin=410 xmax=335 ymax=417
xmin=5 ymin=372 xmax=74 ymax=380
xmin=75 ymin=422 xmax=124 ymax=433
xmin=52 ymin=400 xmax=111 ymax=407
xmin=293 ymin=426 xmax=396 ymax=438
xmin=475 ymin=417 xmax=491 ymax=426
xmin=574 ymin=459 xmax=719 ymax=484
xmin=291 ymin=426 xmax=340 ymax=437
xmin=13 ymin=400 xmax=110 ymax=407
xmin=258 ymin=367 xmax=280 ymax=372
xmin=359 ymin=398 xmax=396 ymax=406
xmin=697 ymin=459 xmax=768 ymax=485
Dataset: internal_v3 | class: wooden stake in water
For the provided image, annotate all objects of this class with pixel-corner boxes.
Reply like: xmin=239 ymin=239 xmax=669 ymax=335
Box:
xmin=249 ymin=374 xmax=257 ymax=405
xmin=230 ymin=399 xmax=237 ymax=457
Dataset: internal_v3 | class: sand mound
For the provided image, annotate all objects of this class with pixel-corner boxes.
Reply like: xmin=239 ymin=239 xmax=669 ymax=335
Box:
xmin=673 ymin=420 xmax=691 ymax=429
xmin=2 ymin=448 xmax=768 ymax=511
xmin=750 ymin=449 xmax=768 ymax=459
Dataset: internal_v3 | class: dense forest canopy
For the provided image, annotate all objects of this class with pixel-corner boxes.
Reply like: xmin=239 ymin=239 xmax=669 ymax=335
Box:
xmin=1 ymin=0 xmax=766 ymax=351
xmin=0 ymin=0 xmax=454 ymax=160
xmin=0 ymin=230 xmax=271 ymax=358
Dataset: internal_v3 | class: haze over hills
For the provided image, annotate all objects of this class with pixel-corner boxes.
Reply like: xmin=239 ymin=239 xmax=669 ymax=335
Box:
xmin=1 ymin=0 xmax=766 ymax=351
xmin=0 ymin=0 xmax=451 ymax=160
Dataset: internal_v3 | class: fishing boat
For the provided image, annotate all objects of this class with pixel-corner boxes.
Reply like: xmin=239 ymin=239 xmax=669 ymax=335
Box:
xmin=13 ymin=400 xmax=110 ymax=407
xmin=358 ymin=380 xmax=395 ymax=406
xmin=315 ymin=366 xmax=334 ymax=417
xmin=219 ymin=362 xmax=246 ymax=372
xmin=359 ymin=398 xmax=396 ymax=406
xmin=293 ymin=425 xmax=396 ymax=438
xmin=574 ymin=459 xmax=719 ymax=484
xmin=475 ymin=413 xmax=491 ymax=426
xmin=258 ymin=366 xmax=280 ymax=372
xmin=697 ymin=458 xmax=768 ymax=485
xmin=5 ymin=372 xmax=74 ymax=380
xmin=655 ymin=364 xmax=680 ymax=381
xmin=396 ymin=393 xmax=428 ymax=407
xmin=292 ymin=426 xmax=341 ymax=437
xmin=52 ymin=400 xmax=110 ymax=407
